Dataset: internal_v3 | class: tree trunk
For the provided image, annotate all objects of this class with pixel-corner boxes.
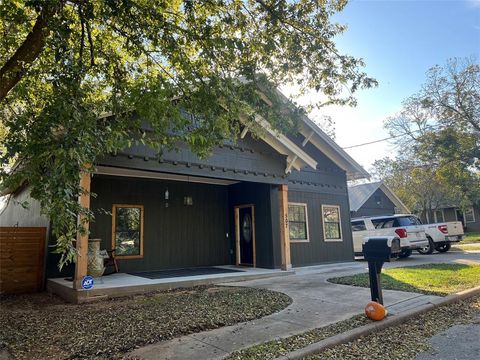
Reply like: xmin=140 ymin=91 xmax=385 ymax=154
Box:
xmin=0 ymin=5 xmax=58 ymax=102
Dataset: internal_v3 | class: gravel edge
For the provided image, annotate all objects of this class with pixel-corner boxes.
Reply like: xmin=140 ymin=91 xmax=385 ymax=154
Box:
xmin=275 ymin=286 xmax=480 ymax=360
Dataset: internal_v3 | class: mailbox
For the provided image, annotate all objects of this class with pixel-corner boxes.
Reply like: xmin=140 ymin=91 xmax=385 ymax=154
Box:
xmin=362 ymin=236 xmax=401 ymax=262
xmin=362 ymin=236 xmax=401 ymax=305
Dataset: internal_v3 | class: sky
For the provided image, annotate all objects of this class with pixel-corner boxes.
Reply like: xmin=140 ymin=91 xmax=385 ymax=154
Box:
xmin=287 ymin=0 xmax=480 ymax=175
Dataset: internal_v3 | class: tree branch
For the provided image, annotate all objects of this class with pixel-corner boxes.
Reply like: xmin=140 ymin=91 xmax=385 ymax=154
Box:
xmin=0 ymin=4 xmax=60 ymax=102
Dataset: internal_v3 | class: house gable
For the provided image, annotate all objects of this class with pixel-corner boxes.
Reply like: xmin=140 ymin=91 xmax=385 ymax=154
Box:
xmin=348 ymin=181 xmax=409 ymax=216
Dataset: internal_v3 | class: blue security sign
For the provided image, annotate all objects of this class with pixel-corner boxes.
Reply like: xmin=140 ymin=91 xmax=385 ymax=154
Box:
xmin=81 ymin=275 xmax=94 ymax=290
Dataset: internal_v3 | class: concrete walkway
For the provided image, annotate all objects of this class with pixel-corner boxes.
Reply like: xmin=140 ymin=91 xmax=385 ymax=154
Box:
xmin=130 ymin=261 xmax=440 ymax=359
xmin=414 ymin=314 xmax=480 ymax=360
xmin=130 ymin=252 xmax=480 ymax=360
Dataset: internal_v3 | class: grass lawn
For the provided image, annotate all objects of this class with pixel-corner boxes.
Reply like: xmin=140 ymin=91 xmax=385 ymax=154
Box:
xmin=459 ymin=231 xmax=480 ymax=244
xmin=452 ymin=243 xmax=480 ymax=251
xmin=0 ymin=286 xmax=291 ymax=360
xmin=328 ymin=263 xmax=480 ymax=296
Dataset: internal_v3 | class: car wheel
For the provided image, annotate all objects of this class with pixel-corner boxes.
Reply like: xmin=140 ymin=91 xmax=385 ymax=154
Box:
xmin=417 ymin=237 xmax=434 ymax=255
xmin=435 ymin=243 xmax=451 ymax=253
xmin=398 ymin=249 xmax=412 ymax=258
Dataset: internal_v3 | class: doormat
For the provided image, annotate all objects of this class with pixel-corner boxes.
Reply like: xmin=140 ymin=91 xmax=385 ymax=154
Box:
xmin=129 ymin=267 xmax=245 ymax=279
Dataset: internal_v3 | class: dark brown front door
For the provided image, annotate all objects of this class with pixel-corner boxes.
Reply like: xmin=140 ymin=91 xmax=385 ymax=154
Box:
xmin=235 ymin=205 xmax=256 ymax=267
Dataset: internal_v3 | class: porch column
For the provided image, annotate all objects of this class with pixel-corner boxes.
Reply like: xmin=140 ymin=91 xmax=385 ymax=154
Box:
xmin=73 ymin=170 xmax=91 ymax=289
xmin=278 ymin=184 xmax=292 ymax=270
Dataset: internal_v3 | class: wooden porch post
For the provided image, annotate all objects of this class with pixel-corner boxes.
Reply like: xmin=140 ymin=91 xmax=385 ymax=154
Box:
xmin=278 ymin=184 xmax=292 ymax=270
xmin=73 ymin=170 xmax=91 ymax=290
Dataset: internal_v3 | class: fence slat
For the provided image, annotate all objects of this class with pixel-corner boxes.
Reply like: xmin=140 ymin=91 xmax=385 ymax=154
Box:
xmin=0 ymin=227 xmax=46 ymax=294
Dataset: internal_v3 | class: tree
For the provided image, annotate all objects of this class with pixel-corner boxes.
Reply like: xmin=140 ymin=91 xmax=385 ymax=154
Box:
xmin=0 ymin=0 xmax=376 ymax=267
xmin=379 ymin=58 xmax=480 ymax=217
xmin=385 ymin=58 xmax=479 ymax=169
xmin=371 ymin=157 xmax=465 ymax=217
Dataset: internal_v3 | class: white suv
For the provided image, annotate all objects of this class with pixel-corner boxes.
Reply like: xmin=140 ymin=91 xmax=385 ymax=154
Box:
xmin=351 ymin=214 xmax=429 ymax=258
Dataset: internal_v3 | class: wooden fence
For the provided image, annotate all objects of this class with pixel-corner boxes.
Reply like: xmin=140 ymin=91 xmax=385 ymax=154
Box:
xmin=0 ymin=227 xmax=46 ymax=294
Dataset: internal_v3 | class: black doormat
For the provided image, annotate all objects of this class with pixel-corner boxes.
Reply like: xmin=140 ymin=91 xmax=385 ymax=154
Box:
xmin=129 ymin=267 xmax=244 ymax=279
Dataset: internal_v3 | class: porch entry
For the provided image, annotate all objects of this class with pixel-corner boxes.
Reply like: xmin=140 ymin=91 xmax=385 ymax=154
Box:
xmin=234 ymin=205 xmax=256 ymax=267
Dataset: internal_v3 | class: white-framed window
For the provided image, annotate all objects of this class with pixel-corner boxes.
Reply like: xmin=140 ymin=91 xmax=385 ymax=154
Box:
xmin=464 ymin=207 xmax=476 ymax=223
xmin=434 ymin=209 xmax=445 ymax=223
xmin=288 ymin=203 xmax=309 ymax=242
xmin=322 ymin=204 xmax=342 ymax=242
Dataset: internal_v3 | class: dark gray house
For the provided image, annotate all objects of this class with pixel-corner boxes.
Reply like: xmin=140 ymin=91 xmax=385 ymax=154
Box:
xmin=421 ymin=205 xmax=480 ymax=232
xmin=348 ymin=181 xmax=409 ymax=218
xmin=1 ymin=99 xmax=370 ymax=287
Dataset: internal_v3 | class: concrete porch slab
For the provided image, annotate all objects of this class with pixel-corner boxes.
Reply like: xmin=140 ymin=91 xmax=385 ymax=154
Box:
xmin=46 ymin=265 xmax=295 ymax=303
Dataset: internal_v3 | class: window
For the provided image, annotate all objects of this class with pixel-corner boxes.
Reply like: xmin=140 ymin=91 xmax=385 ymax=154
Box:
xmin=372 ymin=218 xmax=395 ymax=229
xmin=322 ymin=205 xmax=342 ymax=241
xmin=112 ymin=204 xmax=144 ymax=258
xmin=434 ymin=210 xmax=445 ymax=223
xmin=371 ymin=216 xmax=421 ymax=229
xmin=351 ymin=220 xmax=366 ymax=232
xmin=465 ymin=207 xmax=475 ymax=223
xmin=288 ymin=203 xmax=309 ymax=242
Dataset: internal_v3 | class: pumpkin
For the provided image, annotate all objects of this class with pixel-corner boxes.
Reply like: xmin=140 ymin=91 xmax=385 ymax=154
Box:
xmin=365 ymin=301 xmax=387 ymax=321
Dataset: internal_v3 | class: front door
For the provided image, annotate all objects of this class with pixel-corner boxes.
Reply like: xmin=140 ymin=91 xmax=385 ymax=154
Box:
xmin=235 ymin=205 xmax=256 ymax=267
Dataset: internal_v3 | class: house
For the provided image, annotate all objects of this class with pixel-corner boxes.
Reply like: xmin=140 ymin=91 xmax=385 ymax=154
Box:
xmin=348 ymin=181 xmax=409 ymax=218
xmin=0 ymin=92 xmax=370 ymax=295
xmin=421 ymin=205 xmax=480 ymax=232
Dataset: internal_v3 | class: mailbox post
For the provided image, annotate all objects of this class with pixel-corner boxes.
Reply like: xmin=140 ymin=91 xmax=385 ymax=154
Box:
xmin=362 ymin=236 xmax=401 ymax=305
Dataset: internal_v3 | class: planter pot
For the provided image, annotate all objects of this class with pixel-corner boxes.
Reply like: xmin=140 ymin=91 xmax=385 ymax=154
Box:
xmin=87 ymin=238 xmax=105 ymax=277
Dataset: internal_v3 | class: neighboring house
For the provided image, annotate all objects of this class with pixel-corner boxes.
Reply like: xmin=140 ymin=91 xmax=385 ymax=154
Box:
xmin=1 ymin=91 xmax=370 ymax=286
xmin=421 ymin=205 xmax=480 ymax=232
xmin=348 ymin=181 xmax=409 ymax=218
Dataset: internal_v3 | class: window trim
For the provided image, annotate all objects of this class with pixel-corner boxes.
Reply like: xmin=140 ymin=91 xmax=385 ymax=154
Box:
xmin=111 ymin=204 xmax=144 ymax=259
xmin=322 ymin=204 xmax=343 ymax=242
xmin=288 ymin=202 xmax=310 ymax=243
xmin=434 ymin=209 xmax=445 ymax=223
xmin=464 ymin=207 xmax=476 ymax=223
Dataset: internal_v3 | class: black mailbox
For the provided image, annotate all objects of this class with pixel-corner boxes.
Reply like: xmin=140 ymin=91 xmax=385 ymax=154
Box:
xmin=362 ymin=236 xmax=401 ymax=262
xmin=362 ymin=236 xmax=401 ymax=305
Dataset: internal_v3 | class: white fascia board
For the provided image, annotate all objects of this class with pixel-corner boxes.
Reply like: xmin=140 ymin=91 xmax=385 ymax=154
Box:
xmin=298 ymin=121 xmax=370 ymax=180
xmin=379 ymin=182 xmax=410 ymax=213
xmin=254 ymin=115 xmax=318 ymax=171
xmin=269 ymin=88 xmax=369 ymax=180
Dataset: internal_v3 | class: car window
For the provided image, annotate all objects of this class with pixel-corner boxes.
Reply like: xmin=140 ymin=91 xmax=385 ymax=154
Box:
xmin=371 ymin=218 xmax=395 ymax=229
xmin=351 ymin=220 xmax=366 ymax=231
xmin=394 ymin=216 xmax=421 ymax=227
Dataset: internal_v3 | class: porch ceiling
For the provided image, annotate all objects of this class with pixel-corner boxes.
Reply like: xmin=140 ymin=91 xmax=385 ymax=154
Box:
xmin=95 ymin=166 xmax=240 ymax=186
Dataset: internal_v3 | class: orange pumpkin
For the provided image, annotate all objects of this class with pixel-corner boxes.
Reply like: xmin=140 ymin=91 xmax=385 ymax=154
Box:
xmin=365 ymin=301 xmax=387 ymax=321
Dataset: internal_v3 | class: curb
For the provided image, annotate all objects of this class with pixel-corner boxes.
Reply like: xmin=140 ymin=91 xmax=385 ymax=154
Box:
xmin=275 ymin=286 xmax=480 ymax=360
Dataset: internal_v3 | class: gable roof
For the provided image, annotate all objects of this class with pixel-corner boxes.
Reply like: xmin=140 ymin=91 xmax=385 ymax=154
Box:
xmin=297 ymin=115 xmax=370 ymax=180
xmin=348 ymin=181 xmax=410 ymax=213
xmin=255 ymin=89 xmax=370 ymax=180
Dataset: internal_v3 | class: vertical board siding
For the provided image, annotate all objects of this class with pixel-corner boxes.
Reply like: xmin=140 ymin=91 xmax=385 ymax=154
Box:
xmin=0 ymin=227 xmax=46 ymax=294
xmin=288 ymin=190 xmax=354 ymax=267
xmin=89 ymin=175 xmax=231 ymax=273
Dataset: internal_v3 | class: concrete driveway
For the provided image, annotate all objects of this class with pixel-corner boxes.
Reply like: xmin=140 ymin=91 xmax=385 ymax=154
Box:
xmin=131 ymin=251 xmax=480 ymax=360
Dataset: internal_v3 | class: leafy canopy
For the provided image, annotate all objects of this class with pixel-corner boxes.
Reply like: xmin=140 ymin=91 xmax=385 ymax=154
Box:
xmin=0 ymin=0 xmax=376 ymax=267
xmin=375 ymin=58 xmax=480 ymax=215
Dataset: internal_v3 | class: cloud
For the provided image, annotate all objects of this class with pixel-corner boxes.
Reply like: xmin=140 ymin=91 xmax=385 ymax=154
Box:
xmin=466 ymin=0 xmax=480 ymax=8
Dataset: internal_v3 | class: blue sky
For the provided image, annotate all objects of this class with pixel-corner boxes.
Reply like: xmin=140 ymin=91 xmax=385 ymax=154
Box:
xmin=292 ymin=0 xmax=480 ymax=173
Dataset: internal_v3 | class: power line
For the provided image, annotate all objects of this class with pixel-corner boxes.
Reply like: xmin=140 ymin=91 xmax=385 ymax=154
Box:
xmin=341 ymin=124 xmax=441 ymax=150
